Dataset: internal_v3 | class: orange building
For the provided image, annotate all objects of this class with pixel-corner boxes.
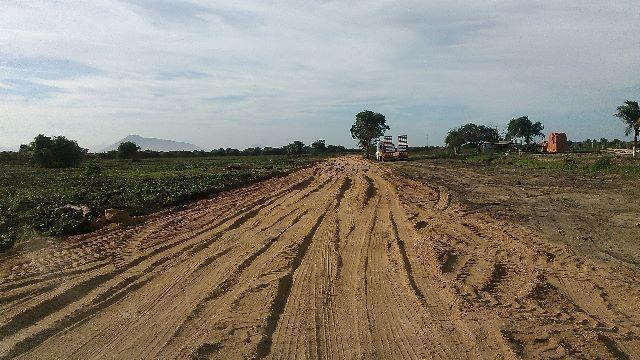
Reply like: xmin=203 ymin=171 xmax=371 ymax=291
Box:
xmin=544 ymin=132 xmax=569 ymax=153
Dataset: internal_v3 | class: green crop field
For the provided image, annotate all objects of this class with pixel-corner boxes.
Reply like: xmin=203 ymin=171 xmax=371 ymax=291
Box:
xmin=0 ymin=155 xmax=316 ymax=251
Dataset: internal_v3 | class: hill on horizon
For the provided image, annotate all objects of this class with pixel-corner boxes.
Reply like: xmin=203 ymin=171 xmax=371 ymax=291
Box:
xmin=103 ymin=135 xmax=202 ymax=152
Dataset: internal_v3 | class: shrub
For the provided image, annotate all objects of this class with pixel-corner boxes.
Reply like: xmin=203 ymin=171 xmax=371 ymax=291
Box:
xmin=589 ymin=157 xmax=614 ymax=173
xmin=82 ymin=161 xmax=104 ymax=188
xmin=563 ymin=158 xmax=578 ymax=170
xmin=117 ymin=141 xmax=140 ymax=159
xmin=21 ymin=135 xmax=87 ymax=168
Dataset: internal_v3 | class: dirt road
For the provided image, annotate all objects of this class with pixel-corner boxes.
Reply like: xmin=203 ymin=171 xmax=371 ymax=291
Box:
xmin=1 ymin=157 xmax=639 ymax=359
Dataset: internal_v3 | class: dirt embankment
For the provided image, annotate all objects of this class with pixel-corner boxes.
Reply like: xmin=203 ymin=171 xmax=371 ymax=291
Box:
xmin=0 ymin=157 xmax=638 ymax=359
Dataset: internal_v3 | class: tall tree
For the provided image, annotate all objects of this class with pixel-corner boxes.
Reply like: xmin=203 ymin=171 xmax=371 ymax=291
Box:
xmin=614 ymin=100 xmax=640 ymax=157
xmin=445 ymin=129 xmax=465 ymax=154
xmin=506 ymin=116 xmax=544 ymax=145
xmin=350 ymin=110 xmax=389 ymax=159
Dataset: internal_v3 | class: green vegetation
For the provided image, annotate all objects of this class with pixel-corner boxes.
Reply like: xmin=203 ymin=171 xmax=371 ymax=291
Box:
xmin=93 ymin=141 xmax=351 ymax=159
xmin=0 ymin=155 xmax=314 ymax=251
xmin=438 ymin=105 xmax=638 ymax=156
xmin=506 ymin=116 xmax=544 ymax=146
xmin=311 ymin=139 xmax=327 ymax=153
xmin=445 ymin=123 xmax=499 ymax=153
xmin=444 ymin=116 xmax=545 ymax=154
xmin=0 ymin=133 xmax=355 ymax=251
xmin=350 ymin=110 xmax=389 ymax=159
xmin=454 ymin=153 xmax=639 ymax=175
xmin=117 ymin=141 xmax=141 ymax=159
xmin=404 ymin=146 xmax=639 ymax=176
xmin=19 ymin=134 xmax=87 ymax=168
xmin=614 ymin=100 xmax=640 ymax=157
xmin=572 ymin=138 xmax=629 ymax=152
xmin=284 ymin=141 xmax=306 ymax=157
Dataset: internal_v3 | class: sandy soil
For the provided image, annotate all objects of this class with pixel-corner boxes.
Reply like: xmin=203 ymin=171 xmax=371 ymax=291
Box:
xmin=394 ymin=159 xmax=640 ymax=268
xmin=0 ymin=156 xmax=638 ymax=359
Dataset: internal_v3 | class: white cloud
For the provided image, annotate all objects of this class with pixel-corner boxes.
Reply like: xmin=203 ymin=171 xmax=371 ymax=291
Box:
xmin=0 ymin=0 xmax=638 ymax=150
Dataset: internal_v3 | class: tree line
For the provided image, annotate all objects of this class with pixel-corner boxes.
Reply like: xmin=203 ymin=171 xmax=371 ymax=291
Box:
xmin=346 ymin=110 xmax=550 ymax=157
xmin=440 ymin=100 xmax=639 ymax=155
xmin=1 ymin=136 xmax=355 ymax=168
xmin=444 ymin=116 xmax=544 ymax=154
xmin=4 ymin=99 xmax=639 ymax=167
xmin=102 ymin=139 xmax=354 ymax=159
xmin=348 ymin=100 xmax=639 ymax=158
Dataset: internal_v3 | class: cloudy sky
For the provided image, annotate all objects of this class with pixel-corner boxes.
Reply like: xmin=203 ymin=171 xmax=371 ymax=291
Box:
xmin=1 ymin=1 xmax=638 ymax=151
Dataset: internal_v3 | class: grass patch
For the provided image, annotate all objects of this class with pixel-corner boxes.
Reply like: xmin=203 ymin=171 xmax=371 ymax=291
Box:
xmin=407 ymin=151 xmax=640 ymax=176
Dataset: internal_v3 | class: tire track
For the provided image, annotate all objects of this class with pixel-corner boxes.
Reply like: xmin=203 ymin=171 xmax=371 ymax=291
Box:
xmin=389 ymin=211 xmax=426 ymax=305
xmin=0 ymin=168 xmax=320 ymax=359
xmin=4 ymin=156 xmax=629 ymax=359
xmin=255 ymin=208 xmax=329 ymax=358
xmin=167 ymin=210 xmax=308 ymax=347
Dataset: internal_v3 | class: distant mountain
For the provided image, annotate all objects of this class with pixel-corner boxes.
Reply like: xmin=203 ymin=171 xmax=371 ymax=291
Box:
xmin=102 ymin=135 xmax=202 ymax=152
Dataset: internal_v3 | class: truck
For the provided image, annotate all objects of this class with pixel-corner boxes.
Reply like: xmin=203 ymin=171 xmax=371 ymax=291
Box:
xmin=375 ymin=135 xmax=408 ymax=161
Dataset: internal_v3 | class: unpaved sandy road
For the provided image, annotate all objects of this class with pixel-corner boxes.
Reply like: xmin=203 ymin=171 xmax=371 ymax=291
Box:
xmin=1 ymin=157 xmax=639 ymax=359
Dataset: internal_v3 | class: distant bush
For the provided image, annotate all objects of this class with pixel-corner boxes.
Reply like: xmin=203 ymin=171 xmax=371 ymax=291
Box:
xmin=0 ymin=151 xmax=24 ymax=165
xmin=83 ymin=161 xmax=103 ymax=178
xmin=285 ymin=141 xmax=305 ymax=157
xmin=20 ymin=134 xmax=87 ymax=168
xmin=589 ymin=157 xmax=614 ymax=173
xmin=93 ymin=144 xmax=355 ymax=160
xmin=117 ymin=141 xmax=140 ymax=159
xmin=563 ymin=158 xmax=578 ymax=170
xmin=82 ymin=161 xmax=104 ymax=188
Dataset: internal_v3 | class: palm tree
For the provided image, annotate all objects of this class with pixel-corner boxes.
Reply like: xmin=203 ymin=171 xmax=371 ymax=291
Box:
xmin=614 ymin=100 xmax=640 ymax=157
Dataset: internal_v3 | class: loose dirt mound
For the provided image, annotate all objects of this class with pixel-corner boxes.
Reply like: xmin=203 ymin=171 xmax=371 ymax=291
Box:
xmin=0 ymin=157 xmax=638 ymax=359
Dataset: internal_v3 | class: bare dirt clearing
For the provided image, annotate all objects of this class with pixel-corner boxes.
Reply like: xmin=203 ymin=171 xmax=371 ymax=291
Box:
xmin=1 ymin=156 xmax=638 ymax=359
xmin=394 ymin=159 xmax=640 ymax=268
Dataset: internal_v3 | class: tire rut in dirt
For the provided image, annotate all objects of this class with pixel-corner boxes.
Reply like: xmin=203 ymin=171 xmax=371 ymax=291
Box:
xmin=0 ymin=169 xmax=320 ymax=358
xmin=389 ymin=211 xmax=426 ymax=305
xmin=167 ymin=210 xmax=309 ymax=347
xmin=255 ymin=208 xmax=330 ymax=359
xmin=5 ymin=157 xmax=635 ymax=359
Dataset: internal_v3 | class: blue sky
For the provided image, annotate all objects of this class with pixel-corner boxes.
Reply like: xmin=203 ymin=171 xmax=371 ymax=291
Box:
xmin=0 ymin=0 xmax=638 ymax=151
